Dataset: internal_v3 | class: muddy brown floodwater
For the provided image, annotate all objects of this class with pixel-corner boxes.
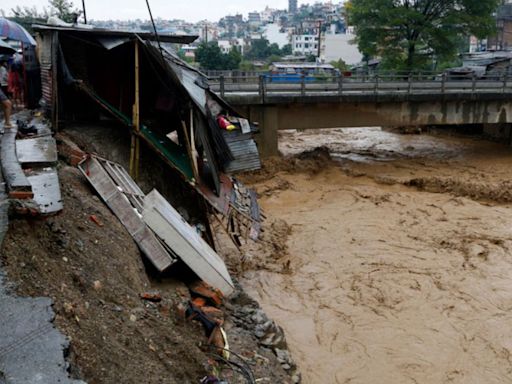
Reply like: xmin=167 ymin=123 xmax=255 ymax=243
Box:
xmin=241 ymin=128 xmax=512 ymax=384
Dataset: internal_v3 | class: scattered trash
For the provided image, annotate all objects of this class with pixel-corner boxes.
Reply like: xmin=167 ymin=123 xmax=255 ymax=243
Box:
xmin=216 ymin=115 xmax=236 ymax=131
xmin=89 ymin=214 xmax=103 ymax=227
xmin=201 ymin=376 xmax=228 ymax=384
xmin=139 ymin=291 xmax=162 ymax=302
xmin=189 ymin=281 xmax=224 ymax=307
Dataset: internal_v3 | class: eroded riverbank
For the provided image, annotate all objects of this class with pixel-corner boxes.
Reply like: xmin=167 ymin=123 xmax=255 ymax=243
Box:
xmin=241 ymin=128 xmax=512 ymax=383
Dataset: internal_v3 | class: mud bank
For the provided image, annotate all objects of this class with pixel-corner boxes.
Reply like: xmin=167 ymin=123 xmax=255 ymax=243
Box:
xmin=241 ymin=128 xmax=512 ymax=383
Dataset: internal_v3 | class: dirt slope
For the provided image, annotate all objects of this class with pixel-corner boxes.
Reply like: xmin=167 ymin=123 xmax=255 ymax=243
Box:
xmin=2 ymin=165 xmax=210 ymax=383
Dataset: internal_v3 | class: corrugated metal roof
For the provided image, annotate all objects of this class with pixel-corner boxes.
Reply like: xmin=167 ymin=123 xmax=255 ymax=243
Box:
xmin=223 ymin=130 xmax=261 ymax=173
xmin=33 ymin=24 xmax=198 ymax=44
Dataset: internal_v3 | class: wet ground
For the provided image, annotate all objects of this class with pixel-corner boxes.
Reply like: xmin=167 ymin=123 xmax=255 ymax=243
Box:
xmin=241 ymin=128 xmax=512 ymax=383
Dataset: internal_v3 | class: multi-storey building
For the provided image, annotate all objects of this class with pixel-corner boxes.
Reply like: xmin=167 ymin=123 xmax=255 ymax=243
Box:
xmin=292 ymin=34 xmax=319 ymax=56
xmin=289 ymin=0 xmax=298 ymax=15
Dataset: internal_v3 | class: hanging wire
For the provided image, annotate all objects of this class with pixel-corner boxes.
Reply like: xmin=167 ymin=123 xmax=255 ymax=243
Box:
xmin=145 ymin=0 xmax=165 ymax=61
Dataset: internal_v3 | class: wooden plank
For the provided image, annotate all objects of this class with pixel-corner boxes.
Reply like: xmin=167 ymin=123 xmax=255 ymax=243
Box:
xmin=79 ymin=157 xmax=175 ymax=271
xmin=142 ymin=189 xmax=234 ymax=296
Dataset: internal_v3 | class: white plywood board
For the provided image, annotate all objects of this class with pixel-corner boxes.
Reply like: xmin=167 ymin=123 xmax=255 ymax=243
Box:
xmin=16 ymin=136 xmax=58 ymax=164
xmin=142 ymin=189 xmax=234 ymax=296
xmin=26 ymin=168 xmax=63 ymax=214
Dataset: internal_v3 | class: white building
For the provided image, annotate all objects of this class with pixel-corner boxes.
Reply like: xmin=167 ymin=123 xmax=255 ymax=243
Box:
xmin=218 ymin=40 xmax=232 ymax=54
xmin=217 ymin=39 xmax=245 ymax=55
xmin=319 ymin=33 xmax=363 ymax=65
xmin=263 ymin=23 xmax=290 ymax=49
xmin=260 ymin=6 xmax=277 ymax=23
xmin=292 ymin=34 xmax=319 ymax=56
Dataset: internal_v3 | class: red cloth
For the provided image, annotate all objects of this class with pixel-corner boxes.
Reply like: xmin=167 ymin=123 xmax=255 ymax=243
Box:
xmin=7 ymin=70 xmax=21 ymax=94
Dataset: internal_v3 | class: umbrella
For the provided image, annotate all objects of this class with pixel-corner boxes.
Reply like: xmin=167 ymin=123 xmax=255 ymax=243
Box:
xmin=0 ymin=39 xmax=15 ymax=55
xmin=0 ymin=18 xmax=36 ymax=46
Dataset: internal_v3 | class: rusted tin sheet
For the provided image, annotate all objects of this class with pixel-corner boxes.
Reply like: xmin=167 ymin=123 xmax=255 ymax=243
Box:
xmin=142 ymin=189 xmax=234 ymax=296
xmin=78 ymin=156 xmax=176 ymax=271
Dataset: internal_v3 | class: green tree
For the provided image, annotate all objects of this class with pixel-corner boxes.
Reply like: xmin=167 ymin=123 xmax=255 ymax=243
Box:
xmin=267 ymin=54 xmax=282 ymax=65
xmin=348 ymin=0 xmax=499 ymax=71
xmin=281 ymin=44 xmax=292 ymax=56
xmin=196 ymin=42 xmax=225 ymax=70
xmin=246 ymin=38 xmax=272 ymax=60
xmin=195 ymin=42 xmax=241 ymax=70
xmin=48 ymin=0 xmax=81 ymax=23
xmin=9 ymin=6 xmax=48 ymax=34
xmin=224 ymin=47 xmax=242 ymax=69
xmin=245 ymin=39 xmax=294 ymax=60
xmin=330 ymin=59 xmax=350 ymax=72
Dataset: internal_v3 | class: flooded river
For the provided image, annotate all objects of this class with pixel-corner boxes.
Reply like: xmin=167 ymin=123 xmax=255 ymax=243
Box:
xmin=241 ymin=128 xmax=512 ymax=383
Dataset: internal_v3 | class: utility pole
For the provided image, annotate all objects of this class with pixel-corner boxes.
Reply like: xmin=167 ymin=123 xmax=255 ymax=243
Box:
xmin=82 ymin=0 xmax=87 ymax=23
xmin=317 ymin=21 xmax=321 ymax=59
xmin=204 ymin=25 xmax=208 ymax=43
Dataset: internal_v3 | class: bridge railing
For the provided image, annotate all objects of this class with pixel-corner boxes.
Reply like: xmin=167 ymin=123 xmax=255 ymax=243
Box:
xmin=207 ymin=71 xmax=512 ymax=98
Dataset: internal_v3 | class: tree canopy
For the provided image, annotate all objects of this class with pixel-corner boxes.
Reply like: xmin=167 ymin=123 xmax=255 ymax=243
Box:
xmin=347 ymin=0 xmax=500 ymax=70
xmin=195 ymin=42 xmax=241 ymax=70
xmin=245 ymin=39 xmax=281 ymax=60
xmin=48 ymin=0 xmax=81 ymax=23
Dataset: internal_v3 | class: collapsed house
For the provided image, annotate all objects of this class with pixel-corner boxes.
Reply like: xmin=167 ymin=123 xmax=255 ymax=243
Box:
xmin=33 ymin=24 xmax=263 ymax=294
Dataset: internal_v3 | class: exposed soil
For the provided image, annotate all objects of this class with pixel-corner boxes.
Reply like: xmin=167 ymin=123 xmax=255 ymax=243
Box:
xmin=1 ymin=163 xmax=292 ymax=383
xmin=238 ymin=128 xmax=512 ymax=384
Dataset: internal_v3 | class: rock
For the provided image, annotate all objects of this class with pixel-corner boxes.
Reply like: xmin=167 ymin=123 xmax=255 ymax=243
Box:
xmin=93 ymin=280 xmax=102 ymax=291
xmin=63 ymin=302 xmax=74 ymax=314
xmin=74 ymin=240 xmax=84 ymax=252
xmin=258 ymin=322 xmax=287 ymax=350
xmin=275 ymin=348 xmax=291 ymax=364
xmin=129 ymin=314 xmax=137 ymax=322
xmin=251 ymin=308 xmax=268 ymax=324
xmin=292 ymin=373 xmax=301 ymax=383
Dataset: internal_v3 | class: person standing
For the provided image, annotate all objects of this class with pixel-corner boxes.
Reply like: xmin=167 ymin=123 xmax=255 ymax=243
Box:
xmin=7 ymin=62 xmax=22 ymax=109
xmin=0 ymin=87 xmax=12 ymax=128
xmin=0 ymin=61 xmax=7 ymax=96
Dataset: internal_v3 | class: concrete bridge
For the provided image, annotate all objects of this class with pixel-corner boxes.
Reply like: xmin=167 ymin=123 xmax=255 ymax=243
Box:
xmin=209 ymin=73 xmax=512 ymax=156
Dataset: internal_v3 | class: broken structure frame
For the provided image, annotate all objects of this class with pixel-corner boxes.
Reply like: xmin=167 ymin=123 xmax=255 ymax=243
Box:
xmin=34 ymin=24 xmax=262 ymax=249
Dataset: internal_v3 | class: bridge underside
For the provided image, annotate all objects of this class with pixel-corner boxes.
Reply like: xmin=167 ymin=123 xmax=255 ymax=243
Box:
xmin=236 ymin=99 xmax=512 ymax=156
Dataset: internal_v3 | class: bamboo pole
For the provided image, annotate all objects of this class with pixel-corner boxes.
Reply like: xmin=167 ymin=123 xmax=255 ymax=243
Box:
xmin=180 ymin=119 xmax=199 ymax=182
xmin=189 ymin=108 xmax=199 ymax=181
xmin=130 ymin=39 xmax=141 ymax=179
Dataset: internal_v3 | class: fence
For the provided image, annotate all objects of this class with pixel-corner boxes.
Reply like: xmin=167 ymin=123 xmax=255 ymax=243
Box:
xmin=207 ymin=71 xmax=512 ymax=98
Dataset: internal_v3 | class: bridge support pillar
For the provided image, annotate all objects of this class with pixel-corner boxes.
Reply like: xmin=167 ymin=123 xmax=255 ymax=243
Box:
xmin=251 ymin=106 xmax=279 ymax=157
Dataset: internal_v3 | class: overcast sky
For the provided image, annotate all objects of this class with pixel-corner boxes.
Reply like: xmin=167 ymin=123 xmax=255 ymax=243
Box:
xmin=0 ymin=0 xmax=297 ymax=22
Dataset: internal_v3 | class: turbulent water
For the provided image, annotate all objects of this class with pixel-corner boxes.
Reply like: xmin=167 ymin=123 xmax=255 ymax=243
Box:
xmin=242 ymin=128 xmax=512 ymax=384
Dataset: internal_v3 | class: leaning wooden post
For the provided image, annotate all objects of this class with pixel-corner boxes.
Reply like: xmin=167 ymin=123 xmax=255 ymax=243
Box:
xmin=338 ymin=73 xmax=343 ymax=95
xmin=220 ymin=75 xmax=225 ymax=97
xmin=130 ymin=39 xmax=141 ymax=180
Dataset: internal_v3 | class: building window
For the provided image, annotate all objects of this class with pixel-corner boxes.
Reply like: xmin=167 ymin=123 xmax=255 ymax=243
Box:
xmin=305 ymin=43 xmax=309 ymax=48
